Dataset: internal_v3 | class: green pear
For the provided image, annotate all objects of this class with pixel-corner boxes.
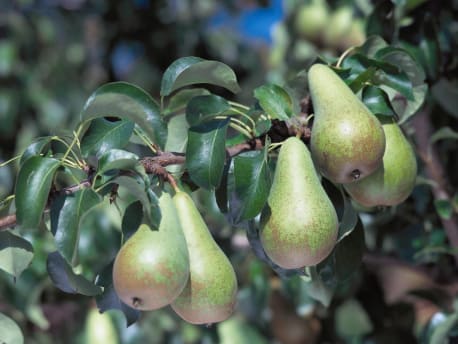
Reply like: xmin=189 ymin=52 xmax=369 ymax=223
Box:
xmin=323 ymin=6 xmax=353 ymax=48
xmin=112 ymin=192 xmax=189 ymax=310
xmin=309 ymin=64 xmax=386 ymax=184
xmin=295 ymin=0 xmax=329 ymax=41
xmin=85 ymin=308 xmax=119 ymax=344
xmin=172 ymin=190 xmax=237 ymax=325
xmin=260 ymin=137 xmax=338 ymax=269
xmin=344 ymin=117 xmax=417 ymax=207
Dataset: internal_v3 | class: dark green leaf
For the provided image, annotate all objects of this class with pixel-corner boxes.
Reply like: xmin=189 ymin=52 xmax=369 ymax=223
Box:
xmin=15 ymin=156 xmax=60 ymax=230
xmin=375 ymin=69 xmax=414 ymax=100
xmin=0 ymin=231 xmax=34 ymax=278
xmin=80 ymin=118 xmax=135 ymax=158
xmin=50 ymin=188 xmax=101 ymax=266
xmin=254 ymin=84 xmax=293 ymax=120
xmin=431 ymin=79 xmax=458 ymax=118
xmin=233 ymin=144 xmax=271 ymax=221
xmin=338 ymin=193 xmax=358 ymax=241
xmin=362 ymin=85 xmax=395 ymax=116
xmin=284 ymin=70 xmax=309 ymax=115
xmin=434 ymin=199 xmax=453 ymax=220
xmin=97 ymin=149 xmax=139 ymax=175
xmin=20 ymin=136 xmax=52 ymax=165
xmin=46 ymin=251 xmax=103 ymax=296
xmin=95 ymin=261 xmax=140 ymax=327
xmin=0 ymin=312 xmax=24 ymax=344
xmin=160 ymin=56 xmax=240 ymax=96
xmin=186 ymin=94 xmax=230 ymax=126
xmin=164 ymin=114 xmax=188 ymax=175
xmin=80 ymin=82 xmax=167 ymax=148
xmin=186 ymin=119 xmax=230 ymax=189
xmin=419 ymin=17 xmax=440 ymax=80
xmin=348 ymin=67 xmax=377 ymax=93
xmin=358 ymin=35 xmax=388 ymax=57
xmin=430 ymin=127 xmax=458 ymax=144
xmin=395 ymin=83 xmax=428 ymax=124
xmin=121 ymin=201 xmax=143 ymax=242
xmin=366 ymin=1 xmax=395 ymax=42
xmin=163 ymin=88 xmax=210 ymax=116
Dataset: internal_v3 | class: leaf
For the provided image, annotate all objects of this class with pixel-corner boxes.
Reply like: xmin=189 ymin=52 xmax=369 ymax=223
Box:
xmin=0 ymin=312 xmax=24 ymax=344
xmin=427 ymin=311 xmax=458 ymax=344
xmin=374 ymin=69 xmax=414 ymax=101
xmin=164 ymin=114 xmax=188 ymax=175
xmin=20 ymin=136 xmax=52 ymax=165
xmin=95 ymin=261 xmax=140 ymax=327
xmin=348 ymin=67 xmax=377 ymax=93
xmin=50 ymin=188 xmax=102 ymax=265
xmin=337 ymin=193 xmax=359 ymax=241
xmin=365 ymin=1 xmax=395 ymax=42
xmin=97 ymin=149 xmax=139 ymax=175
xmin=305 ymin=267 xmax=334 ymax=307
xmin=186 ymin=118 xmax=230 ymax=189
xmin=80 ymin=118 xmax=135 ymax=158
xmin=160 ymin=56 xmax=240 ymax=96
xmin=15 ymin=156 xmax=61 ymax=230
xmin=185 ymin=94 xmax=230 ymax=126
xmin=233 ymin=144 xmax=271 ymax=221
xmin=253 ymin=84 xmax=293 ymax=120
xmin=335 ymin=299 xmax=373 ymax=338
xmin=80 ymin=81 xmax=167 ymax=149
xmin=163 ymin=88 xmax=210 ymax=116
xmin=434 ymin=199 xmax=453 ymax=220
xmin=121 ymin=201 xmax=143 ymax=242
xmin=396 ymin=83 xmax=428 ymax=124
xmin=46 ymin=251 xmax=103 ymax=296
xmin=362 ymin=85 xmax=395 ymax=117
xmin=358 ymin=35 xmax=388 ymax=57
xmin=430 ymin=127 xmax=458 ymax=144
xmin=0 ymin=231 xmax=34 ymax=278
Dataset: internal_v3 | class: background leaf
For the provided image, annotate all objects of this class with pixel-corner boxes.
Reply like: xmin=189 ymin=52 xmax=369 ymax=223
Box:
xmin=50 ymin=188 xmax=102 ymax=266
xmin=160 ymin=56 xmax=240 ymax=96
xmin=430 ymin=127 xmax=458 ymax=144
xmin=95 ymin=261 xmax=140 ymax=327
xmin=186 ymin=118 xmax=230 ymax=189
xmin=46 ymin=251 xmax=103 ymax=296
xmin=0 ymin=312 xmax=24 ymax=344
xmin=15 ymin=156 xmax=60 ymax=230
xmin=80 ymin=118 xmax=134 ymax=158
xmin=80 ymin=82 xmax=167 ymax=148
xmin=0 ymin=231 xmax=33 ymax=279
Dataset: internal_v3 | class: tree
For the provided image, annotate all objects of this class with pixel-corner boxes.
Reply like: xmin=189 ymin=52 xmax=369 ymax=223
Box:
xmin=0 ymin=0 xmax=457 ymax=343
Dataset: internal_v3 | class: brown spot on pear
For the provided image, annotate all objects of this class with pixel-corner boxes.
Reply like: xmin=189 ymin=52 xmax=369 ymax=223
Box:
xmin=112 ymin=192 xmax=189 ymax=310
xmin=344 ymin=116 xmax=417 ymax=207
xmin=172 ymin=191 xmax=237 ymax=325
xmin=260 ymin=137 xmax=338 ymax=269
xmin=308 ymin=64 xmax=386 ymax=184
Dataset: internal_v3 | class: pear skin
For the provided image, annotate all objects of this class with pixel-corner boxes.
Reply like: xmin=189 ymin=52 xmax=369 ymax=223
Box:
xmin=309 ymin=64 xmax=386 ymax=184
xmin=172 ymin=191 xmax=238 ymax=325
xmin=260 ymin=137 xmax=338 ymax=269
xmin=344 ymin=117 xmax=417 ymax=207
xmin=112 ymin=192 xmax=189 ymax=310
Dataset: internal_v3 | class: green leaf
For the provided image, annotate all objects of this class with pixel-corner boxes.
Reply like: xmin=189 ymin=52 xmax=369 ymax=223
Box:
xmin=186 ymin=94 xmax=230 ymax=126
xmin=335 ymin=299 xmax=373 ymax=338
xmin=47 ymin=251 xmax=103 ymax=296
xmin=395 ymin=83 xmax=428 ymax=124
xmin=374 ymin=69 xmax=414 ymax=101
xmin=348 ymin=67 xmax=377 ymax=93
xmin=160 ymin=56 xmax=240 ymax=96
xmin=305 ymin=267 xmax=334 ymax=307
xmin=0 ymin=231 xmax=34 ymax=278
xmin=97 ymin=149 xmax=139 ymax=176
xmin=358 ymin=35 xmax=388 ymax=57
xmin=121 ymin=201 xmax=143 ymax=242
xmin=0 ymin=312 xmax=24 ymax=344
xmin=186 ymin=119 xmax=230 ymax=189
xmin=362 ymin=85 xmax=395 ymax=117
xmin=233 ymin=144 xmax=271 ymax=221
xmin=80 ymin=118 xmax=135 ymax=158
xmin=15 ymin=156 xmax=61 ymax=230
xmin=366 ymin=1 xmax=395 ymax=42
xmin=80 ymin=81 xmax=167 ymax=148
xmin=430 ymin=127 xmax=458 ymax=144
xmin=431 ymin=78 xmax=458 ymax=118
xmin=427 ymin=311 xmax=458 ymax=344
xmin=20 ymin=136 xmax=52 ymax=165
xmin=163 ymin=88 xmax=210 ymax=116
xmin=164 ymin=114 xmax=188 ymax=175
xmin=338 ymin=193 xmax=359 ymax=241
xmin=253 ymin=84 xmax=293 ymax=120
xmin=50 ymin=188 xmax=102 ymax=266
xmin=434 ymin=199 xmax=453 ymax=220
xmin=95 ymin=261 xmax=140 ymax=327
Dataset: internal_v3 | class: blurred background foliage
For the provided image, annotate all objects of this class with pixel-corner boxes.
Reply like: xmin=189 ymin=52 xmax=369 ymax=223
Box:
xmin=0 ymin=0 xmax=458 ymax=343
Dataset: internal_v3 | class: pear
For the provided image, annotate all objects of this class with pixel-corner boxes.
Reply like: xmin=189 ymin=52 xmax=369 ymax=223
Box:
xmin=323 ymin=6 xmax=353 ymax=48
xmin=85 ymin=308 xmax=119 ymax=344
xmin=172 ymin=190 xmax=237 ymax=325
xmin=344 ymin=116 xmax=417 ymax=207
xmin=309 ymin=64 xmax=386 ymax=184
xmin=112 ymin=192 xmax=189 ymax=310
xmin=295 ymin=0 xmax=329 ymax=41
xmin=260 ymin=137 xmax=338 ymax=269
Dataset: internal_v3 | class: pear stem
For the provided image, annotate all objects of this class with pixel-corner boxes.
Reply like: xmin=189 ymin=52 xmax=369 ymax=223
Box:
xmin=336 ymin=46 xmax=357 ymax=68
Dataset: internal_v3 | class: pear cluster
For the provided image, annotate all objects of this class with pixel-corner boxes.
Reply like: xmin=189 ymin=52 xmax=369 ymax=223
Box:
xmin=259 ymin=64 xmax=417 ymax=269
xmin=112 ymin=191 xmax=237 ymax=325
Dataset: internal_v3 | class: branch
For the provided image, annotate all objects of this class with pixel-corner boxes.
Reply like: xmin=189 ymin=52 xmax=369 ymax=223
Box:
xmin=0 ymin=139 xmax=264 ymax=231
xmin=411 ymin=107 xmax=458 ymax=265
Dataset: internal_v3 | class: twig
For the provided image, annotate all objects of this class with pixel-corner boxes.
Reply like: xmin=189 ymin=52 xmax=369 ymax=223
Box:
xmin=411 ymin=107 xmax=458 ymax=266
